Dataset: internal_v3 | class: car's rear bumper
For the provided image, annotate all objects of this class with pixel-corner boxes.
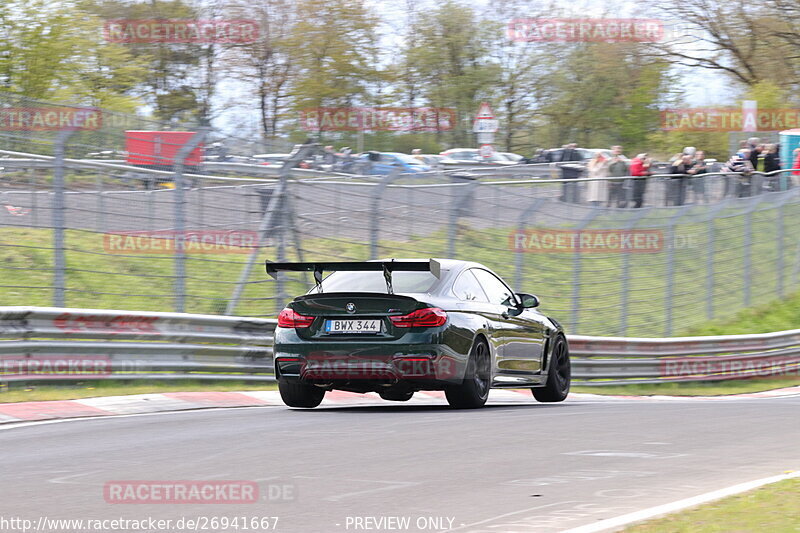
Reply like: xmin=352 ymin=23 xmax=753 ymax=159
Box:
xmin=273 ymin=342 xmax=468 ymax=389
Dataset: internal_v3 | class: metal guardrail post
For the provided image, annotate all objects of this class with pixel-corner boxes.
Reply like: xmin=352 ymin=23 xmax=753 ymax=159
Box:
xmin=173 ymin=128 xmax=210 ymax=313
xmin=52 ymin=129 xmax=76 ymax=307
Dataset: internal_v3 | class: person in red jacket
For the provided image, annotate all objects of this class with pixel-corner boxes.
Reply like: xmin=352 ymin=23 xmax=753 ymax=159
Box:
xmin=792 ymin=148 xmax=800 ymax=187
xmin=629 ymin=153 xmax=652 ymax=208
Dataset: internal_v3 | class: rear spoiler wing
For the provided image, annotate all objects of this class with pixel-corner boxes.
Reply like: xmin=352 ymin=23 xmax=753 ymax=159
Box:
xmin=265 ymin=259 xmax=442 ymax=294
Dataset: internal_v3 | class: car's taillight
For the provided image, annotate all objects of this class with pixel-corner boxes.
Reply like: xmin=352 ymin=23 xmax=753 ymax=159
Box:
xmin=390 ymin=308 xmax=447 ymax=328
xmin=277 ymin=308 xmax=314 ymax=328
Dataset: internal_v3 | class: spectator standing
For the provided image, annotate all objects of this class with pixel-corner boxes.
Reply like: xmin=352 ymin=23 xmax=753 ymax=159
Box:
xmin=763 ymin=144 xmax=781 ymax=191
xmin=586 ymin=152 xmax=609 ymax=207
xmin=668 ymin=154 xmax=694 ymax=206
xmin=688 ymin=150 xmax=709 ymax=203
xmin=629 ymin=153 xmax=652 ymax=208
xmin=723 ymin=150 xmax=754 ymax=197
xmin=322 ymin=145 xmax=337 ymax=165
xmin=607 ymin=146 xmax=629 ymax=208
xmin=558 ymin=143 xmax=582 ymax=203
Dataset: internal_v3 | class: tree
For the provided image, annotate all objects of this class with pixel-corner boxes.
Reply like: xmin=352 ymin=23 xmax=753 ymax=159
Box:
xmin=83 ymin=0 xmax=205 ymax=123
xmin=643 ymin=0 xmax=800 ymax=92
xmin=404 ymin=0 xmax=500 ymax=146
xmin=0 ymin=0 xmax=145 ymax=110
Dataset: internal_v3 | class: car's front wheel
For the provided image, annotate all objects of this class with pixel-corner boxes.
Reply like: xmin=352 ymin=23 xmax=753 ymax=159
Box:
xmin=278 ymin=378 xmax=325 ymax=408
xmin=445 ymin=338 xmax=491 ymax=409
xmin=532 ymin=334 xmax=570 ymax=402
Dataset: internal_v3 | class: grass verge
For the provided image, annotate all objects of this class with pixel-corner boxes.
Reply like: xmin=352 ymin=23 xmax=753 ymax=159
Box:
xmin=0 ymin=379 xmax=276 ymax=403
xmin=571 ymin=377 xmax=800 ymax=396
xmin=623 ymin=476 xmax=800 ymax=532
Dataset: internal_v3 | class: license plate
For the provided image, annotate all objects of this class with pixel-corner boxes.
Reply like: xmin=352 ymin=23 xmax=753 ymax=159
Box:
xmin=324 ymin=319 xmax=381 ymax=334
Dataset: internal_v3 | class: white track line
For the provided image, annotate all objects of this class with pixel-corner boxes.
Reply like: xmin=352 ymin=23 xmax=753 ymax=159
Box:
xmin=560 ymin=470 xmax=800 ymax=533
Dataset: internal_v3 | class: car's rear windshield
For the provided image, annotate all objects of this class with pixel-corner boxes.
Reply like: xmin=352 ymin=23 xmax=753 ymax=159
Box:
xmin=317 ymin=270 xmax=438 ymax=294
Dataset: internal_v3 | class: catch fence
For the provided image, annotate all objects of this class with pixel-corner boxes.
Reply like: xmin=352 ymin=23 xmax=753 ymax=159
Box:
xmin=2 ymin=93 xmax=800 ymax=336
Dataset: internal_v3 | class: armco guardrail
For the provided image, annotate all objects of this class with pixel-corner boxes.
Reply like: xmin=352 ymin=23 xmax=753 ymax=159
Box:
xmin=0 ymin=307 xmax=275 ymax=382
xmin=1 ymin=307 xmax=799 ymax=385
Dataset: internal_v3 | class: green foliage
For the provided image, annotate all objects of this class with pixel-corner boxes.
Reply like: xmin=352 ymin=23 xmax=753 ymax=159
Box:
xmin=0 ymin=0 xmax=145 ymax=112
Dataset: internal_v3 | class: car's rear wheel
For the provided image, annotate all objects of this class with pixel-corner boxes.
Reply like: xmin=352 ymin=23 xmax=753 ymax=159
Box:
xmin=445 ymin=338 xmax=491 ymax=409
xmin=533 ymin=334 xmax=570 ymax=402
xmin=278 ymin=378 xmax=326 ymax=408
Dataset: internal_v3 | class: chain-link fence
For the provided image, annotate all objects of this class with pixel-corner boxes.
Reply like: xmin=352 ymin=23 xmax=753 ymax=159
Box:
xmin=2 ymin=93 xmax=800 ymax=336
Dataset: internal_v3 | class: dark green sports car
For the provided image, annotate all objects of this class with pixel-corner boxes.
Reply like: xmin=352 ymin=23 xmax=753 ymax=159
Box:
xmin=268 ymin=259 xmax=570 ymax=408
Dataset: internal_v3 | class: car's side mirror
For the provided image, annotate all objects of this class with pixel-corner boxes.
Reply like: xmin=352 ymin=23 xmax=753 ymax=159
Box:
xmin=516 ymin=293 xmax=539 ymax=308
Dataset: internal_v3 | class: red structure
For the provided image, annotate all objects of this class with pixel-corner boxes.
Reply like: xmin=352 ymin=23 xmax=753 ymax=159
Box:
xmin=125 ymin=131 xmax=202 ymax=168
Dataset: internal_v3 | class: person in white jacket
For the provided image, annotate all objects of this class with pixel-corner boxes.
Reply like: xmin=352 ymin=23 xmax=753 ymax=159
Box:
xmin=585 ymin=152 xmax=610 ymax=206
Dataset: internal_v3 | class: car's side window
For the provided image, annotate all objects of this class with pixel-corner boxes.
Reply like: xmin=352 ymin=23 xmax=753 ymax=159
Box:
xmin=472 ymin=269 xmax=515 ymax=307
xmin=452 ymin=270 xmax=489 ymax=303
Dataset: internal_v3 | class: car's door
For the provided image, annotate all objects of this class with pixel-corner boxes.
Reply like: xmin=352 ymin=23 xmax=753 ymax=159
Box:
xmin=470 ymin=268 xmax=545 ymax=374
xmin=451 ymin=268 xmax=506 ymax=359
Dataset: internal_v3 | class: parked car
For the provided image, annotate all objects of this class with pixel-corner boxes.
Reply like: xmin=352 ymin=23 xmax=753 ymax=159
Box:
xmin=498 ymin=152 xmax=525 ymax=163
xmin=357 ymin=152 xmax=431 ymax=175
xmin=439 ymin=149 xmax=516 ymax=167
xmin=268 ymin=259 xmax=570 ymax=409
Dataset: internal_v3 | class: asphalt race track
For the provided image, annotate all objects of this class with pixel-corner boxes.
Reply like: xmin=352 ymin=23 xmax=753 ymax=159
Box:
xmin=1 ymin=393 xmax=798 ymax=533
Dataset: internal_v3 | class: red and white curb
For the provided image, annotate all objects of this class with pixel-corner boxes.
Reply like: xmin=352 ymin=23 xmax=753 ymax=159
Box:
xmin=0 ymin=386 xmax=798 ymax=425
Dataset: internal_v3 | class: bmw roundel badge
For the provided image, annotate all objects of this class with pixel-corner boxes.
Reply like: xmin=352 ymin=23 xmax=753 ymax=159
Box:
xmin=345 ymin=302 xmax=356 ymax=313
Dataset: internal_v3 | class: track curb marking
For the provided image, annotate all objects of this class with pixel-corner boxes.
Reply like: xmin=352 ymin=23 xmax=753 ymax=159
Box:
xmin=0 ymin=386 xmax=798 ymax=426
xmin=560 ymin=470 xmax=800 ymax=533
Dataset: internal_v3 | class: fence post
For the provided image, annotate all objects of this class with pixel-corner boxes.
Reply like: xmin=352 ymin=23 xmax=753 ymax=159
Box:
xmin=777 ymin=200 xmax=784 ymax=299
xmin=96 ymin=173 xmax=105 ymax=233
xmin=705 ymin=199 xmax=729 ymax=320
xmin=173 ymin=128 xmax=209 ymax=313
xmin=619 ymin=207 xmax=650 ymax=336
xmin=52 ymin=129 xmax=75 ymax=307
xmin=446 ymin=174 xmax=479 ymax=259
xmin=29 ymin=170 xmax=38 ymax=227
xmin=514 ymin=198 xmax=545 ymax=291
xmin=664 ymin=205 xmax=689 ymax=337
xmin=225 ymin=142 xmax=317 ymax=315
xmin=369 ymin=170 xmax=401 ymax=260
xmin=743 ymin=203 xmax=753 ymax=308
xmin=571 ymin=208 xmax=601 ymax=334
